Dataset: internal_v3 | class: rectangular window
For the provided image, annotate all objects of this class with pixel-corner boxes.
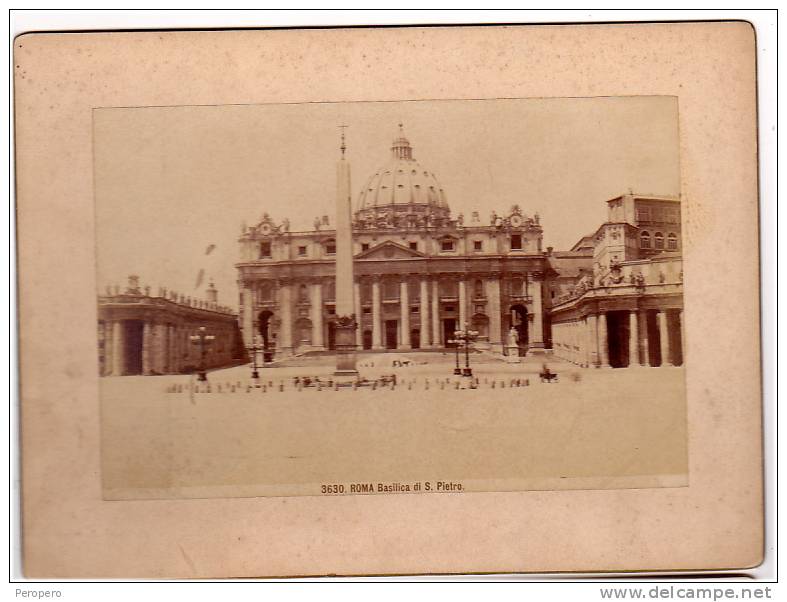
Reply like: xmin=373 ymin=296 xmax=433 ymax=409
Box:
xmin=361 ymin=243 xmax=370 ymax=251
xmin=409 ymin=241 xmax=418 ymax=251
xmin=510 ymin=234 xmax=522 ymax=250
xmin=411 ymin=306 xmax=419 ymax=313
xmin=362 ymin=307 xmax=371 ymax=314
xmin=473 ymin=240 xmax=483 ymax=251
xmin=636 ymin=207 xmax=651 ymax=222
xmin=259 ymin=241 xmax=272 ymax=258
xmin=326 ymin=242 xmax=336 ymax=255
xmin=441 ymin=239 xmax=455 ymax=252
xmin=298 ymin=245 xmax=307 ymax=256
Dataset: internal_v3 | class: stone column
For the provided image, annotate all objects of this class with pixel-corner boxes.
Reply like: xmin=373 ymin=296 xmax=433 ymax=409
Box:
xmin=571 ymin=321 xmax=578 ymax=364
xmin=587 ymin=314 xmax=599 ymax=367
xmin=112 ymin=320 xmax=124 ymax=376
xmin=679 ymin=309 xmax=685 ymax=366
xmin=155 ymin=323 xmax=168 ymax=373
xmin=168 ymin=324 xmax=176 ymax=373
xmin=458 ymin=278 xmax=467 ymax=329
xmin=419 ymin=278 xmax=431 ymax=348
xmin=310 ymin=281 xmax=325 ymax=350
xmin=371 ymin=279 xmax=383 ymax=350
xmin=639 ymin=309 xmax=651 ymax=366
xmin=598 ymin=312 xmax=610 ymax=367
xmin=353 ymin=281 xmax=362 ymax=349
xmin=658 ymin=310 xmax=672 ymax=366
xmin=400 ymin=280 xmax=411 ymax=349
xmin=628 ymin=310 xmax=639 ymax=367
xmin=142 ymin=321 xmax=153 ymax=374
xmin=431 ymin=279 xmax=441 ymax=347
xmin=528 ymin=273 xmax=545 ymax=352
xmin=486 ymin=278 xmax=502 ymax=350
xmin=582 ymin=317 xmax=590 ymax=366
xmin=103 ymin=321 xmax=113 ymax=376
xmin=278 ymin=281 xmax=293 ymax=355
xmin=241 ymin=287 xmax=254 ymax=347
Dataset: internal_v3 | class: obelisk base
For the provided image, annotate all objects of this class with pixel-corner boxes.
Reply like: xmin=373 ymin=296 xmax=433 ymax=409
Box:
xmin=333 ymin=318 xmax=359 ymax=377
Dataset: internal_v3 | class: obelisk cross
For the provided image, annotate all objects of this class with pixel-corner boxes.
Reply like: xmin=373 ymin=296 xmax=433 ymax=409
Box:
xmin=339 ymin=124 xmax=348 ymax=157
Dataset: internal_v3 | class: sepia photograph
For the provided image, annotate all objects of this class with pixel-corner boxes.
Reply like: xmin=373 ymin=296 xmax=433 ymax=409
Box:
xmin=94 ymin=96 xmax=687 ymax=500
xmin=14 ymin=17 xmax=768 ymax=581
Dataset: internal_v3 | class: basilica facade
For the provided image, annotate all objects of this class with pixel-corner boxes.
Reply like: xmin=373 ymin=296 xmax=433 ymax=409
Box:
xmin=237 ymin=128 xmax=550 ymax=357
xmin=235 ymin=127 xmax=684 ymax=367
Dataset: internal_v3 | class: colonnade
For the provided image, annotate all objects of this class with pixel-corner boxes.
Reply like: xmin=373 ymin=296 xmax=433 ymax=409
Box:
xmin=551 ymin=308 xmax=684 ymax=368
xmin=101 ymin=319 xmax=237 ymax=376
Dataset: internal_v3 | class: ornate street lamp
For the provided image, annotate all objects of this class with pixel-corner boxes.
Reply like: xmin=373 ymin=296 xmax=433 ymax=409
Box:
xmin=190 ymin=326 xmax=215 ymax=382
xmin=447 ymin=336 xmax=462 ymax=375
xmin=247 ymin=334 xmax=264 ymax=382
xmin=453 ymin=323 xmax=479 ymax=377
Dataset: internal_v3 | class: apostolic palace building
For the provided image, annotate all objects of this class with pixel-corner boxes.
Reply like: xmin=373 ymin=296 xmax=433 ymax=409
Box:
xmin=234 ymin=126 xmax=685 ymax=369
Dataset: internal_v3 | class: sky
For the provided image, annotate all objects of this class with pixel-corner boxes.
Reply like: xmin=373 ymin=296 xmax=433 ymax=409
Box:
xmin=93 ymin=96 xmax=680 ymax=309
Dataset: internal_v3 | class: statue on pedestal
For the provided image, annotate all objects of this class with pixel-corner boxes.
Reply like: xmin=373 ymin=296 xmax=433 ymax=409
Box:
xmin=507 ymin=327 xmax=519 ymax=348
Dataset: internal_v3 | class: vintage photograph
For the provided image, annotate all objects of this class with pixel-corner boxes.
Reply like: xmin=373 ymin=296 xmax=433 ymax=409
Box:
xmin=94 ymin=97 xmax=687 ymax=500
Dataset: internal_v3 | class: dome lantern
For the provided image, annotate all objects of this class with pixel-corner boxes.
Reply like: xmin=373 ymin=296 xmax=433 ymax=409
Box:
xmin=391 ymin=123 xmax=413 ymax=160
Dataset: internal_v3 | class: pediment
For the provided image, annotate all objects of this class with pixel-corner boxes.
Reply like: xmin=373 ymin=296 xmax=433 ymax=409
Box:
xmin=356 ymin=241 xmax=425 ymax=260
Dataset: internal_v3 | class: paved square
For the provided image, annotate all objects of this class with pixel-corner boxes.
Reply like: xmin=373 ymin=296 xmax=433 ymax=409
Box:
xmin=100 ymin=353 xmax=687 ymax=499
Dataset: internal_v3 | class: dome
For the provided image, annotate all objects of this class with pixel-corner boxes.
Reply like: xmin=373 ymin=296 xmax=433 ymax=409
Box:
xmin=355 ymin=125 xmax=450 ymax=220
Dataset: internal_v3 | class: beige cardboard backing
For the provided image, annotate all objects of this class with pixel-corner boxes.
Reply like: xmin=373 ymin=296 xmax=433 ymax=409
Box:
xmin=15 ymin=23 xmax=762 ymax=578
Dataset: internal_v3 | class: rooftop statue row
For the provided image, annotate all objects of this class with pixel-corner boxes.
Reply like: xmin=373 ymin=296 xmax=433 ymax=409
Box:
xmin=100 ymin=275 xmax=234 ymax=315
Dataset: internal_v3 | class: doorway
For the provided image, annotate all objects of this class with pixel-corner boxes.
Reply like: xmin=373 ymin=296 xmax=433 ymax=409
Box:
xmin=385 ymin=320 xmax=398 ymax=349
xmin=362 ymin=330 xmax=372 ymax=350
xmin=327 ymin=321 xmax=336 ymax=350
xmin=257 ymin=310 xmax=273 ymax=350
xmin=411 ymin=329 xmax=420 ymax=349
xmin=442 ymin=318 xmax=457 ymax=347
xmin=606 ymin=311 xmax=630 ymax=368
xmin=509 ymin=304 xmax=528 ymax=356
xmin=123 ymin=320 xmax=144 ymax=375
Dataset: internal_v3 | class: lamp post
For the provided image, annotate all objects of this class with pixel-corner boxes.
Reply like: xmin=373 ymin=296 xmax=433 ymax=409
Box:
xmin=447 ymin=337 xmax=462 ymax=375
xmin=248 ymin=335 xmax=264 ymax=382
xmin=190 ymin=326 xmax=215 ymax=382
xmin=453 ymin=323 xmax=479 ymax=377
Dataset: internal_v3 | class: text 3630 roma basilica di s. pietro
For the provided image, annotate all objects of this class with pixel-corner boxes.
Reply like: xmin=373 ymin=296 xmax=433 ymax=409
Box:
xmin=232 ymin=127 xmax=684 ymax=369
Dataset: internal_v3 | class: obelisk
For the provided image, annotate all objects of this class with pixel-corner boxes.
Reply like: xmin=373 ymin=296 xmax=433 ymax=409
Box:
xmin=333 ymin=125 xmax=359 ymax=376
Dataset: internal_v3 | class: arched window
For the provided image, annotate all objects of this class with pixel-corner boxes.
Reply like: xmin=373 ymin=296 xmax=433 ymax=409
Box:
xmin=474 ymin=279 xmax=484 ymax=298
xmin=640 ymin=231 xmax=651 ymax=249
xmin=259 ymin=241 xmax=272 ymax=258
xmin=654 ymin=232 xmax=664 ymax=250
xmin=667 ymin=232 xmax=678 ymax=251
